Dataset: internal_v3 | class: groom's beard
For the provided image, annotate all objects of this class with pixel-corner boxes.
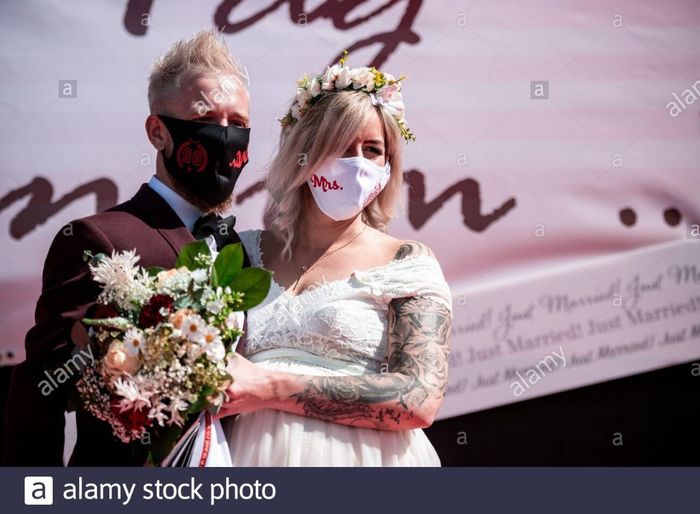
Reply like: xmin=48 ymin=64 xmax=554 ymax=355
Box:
xmin=166 ymin=171 xmax=235 ymax=215
xmin=210 ymin=195 xmax=234 ymax=215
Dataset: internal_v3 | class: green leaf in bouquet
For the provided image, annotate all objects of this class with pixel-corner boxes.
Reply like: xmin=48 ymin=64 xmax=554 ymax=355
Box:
xmin=187 ymin=386 xmax=215 ymax=415
xmin=174 ymin=296 xmax=194 ymax=310
xmin=146 ymin=266 xmax=166 ymax=277
xmin=83 ymin=250 xmax=106 ymax=265
xmin=212 ymin=242 xmax=244 ymax=288
xmin=82 ymin=316 xmax=133 ymax=330
xmin=230 ymin=267 xmax=272 ymax=311
xmin=175 ymin=240 xmax=211 ymax=271
xmin=148 ymin=423 xmax=186 ymax=466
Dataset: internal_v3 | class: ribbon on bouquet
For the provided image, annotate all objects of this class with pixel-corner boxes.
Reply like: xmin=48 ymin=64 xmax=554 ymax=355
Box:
xmin=160 ymin=411 xmax=233 ymax=467
xmin=199 ymin=411 xmax=212 ymax=467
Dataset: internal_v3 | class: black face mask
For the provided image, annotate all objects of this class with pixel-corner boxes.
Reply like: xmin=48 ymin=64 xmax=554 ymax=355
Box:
xmin=158 ymin=115 xmax=250 ymax=206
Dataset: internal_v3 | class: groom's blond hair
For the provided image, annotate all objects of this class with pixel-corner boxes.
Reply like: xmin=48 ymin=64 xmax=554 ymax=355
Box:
xmin=147 ymin=29 xmax=247 ymax=112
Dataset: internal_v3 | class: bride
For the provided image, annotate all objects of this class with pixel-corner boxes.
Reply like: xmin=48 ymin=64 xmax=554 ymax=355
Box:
xmin=217 ymin=56 xmax=453 ymax=466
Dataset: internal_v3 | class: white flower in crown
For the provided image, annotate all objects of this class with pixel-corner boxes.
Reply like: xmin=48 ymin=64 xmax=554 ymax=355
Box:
xmin=350 ymin=67 xmax=375 ymax=91
xmin=309 ymin=79 xmax=322 ymax=97
xmin=296 ymin=87 xmax=312 ymax=106
xmin=371 ymin=83 xmax=405 ymax=120
xmin=321 ymin=63 xmax=342 ymax=90
xmin=335 ymin=66 xmax=352 ymax=89
xmin=279 ymin=51 xmax=415 ymax=142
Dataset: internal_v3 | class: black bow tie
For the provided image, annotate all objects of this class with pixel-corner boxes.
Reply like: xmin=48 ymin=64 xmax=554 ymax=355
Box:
xmin=192 ymin=213 xmax=237 ymax=251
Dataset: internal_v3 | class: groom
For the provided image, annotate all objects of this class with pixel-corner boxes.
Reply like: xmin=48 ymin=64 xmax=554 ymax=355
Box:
xmin=3 ymin=30 xmax=252 ymax=466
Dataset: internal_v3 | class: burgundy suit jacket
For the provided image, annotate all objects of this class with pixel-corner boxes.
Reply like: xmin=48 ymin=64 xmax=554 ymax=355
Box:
xmin=2 ymin=183 xmax=248 ymax=466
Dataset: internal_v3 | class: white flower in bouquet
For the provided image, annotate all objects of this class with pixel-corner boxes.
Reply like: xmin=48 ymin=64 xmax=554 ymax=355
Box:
xmin=182 ymin=314 xmax=205 ymax=342
xmin=225 ymin=311 xmax=239 ymax=331
xmin=123 ymin=327 xmax=145 ymax=356
xmin=89 ymin=249 xmax=154 ymax=311
xmin=200 ymin=326 xmax=225 ymax=361
xmin=156 ymin=266 xmax=195 ymax=296
xmin=206 ymin=298 xmax=224 ymax=314
xmin=166 ymin=398 xmax=189 ymax=427
xmin=113 ymin=376 xmax=150 ymax=412
xmin=191 ymin=268 xmax=208 ymax=284
xmin=150 ymin=404 xmax=169 ymax=427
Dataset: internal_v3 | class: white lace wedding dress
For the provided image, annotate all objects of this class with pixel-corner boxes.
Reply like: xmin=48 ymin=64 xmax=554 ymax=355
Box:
xmin=222 ymin=229 xmax=453 ymax=466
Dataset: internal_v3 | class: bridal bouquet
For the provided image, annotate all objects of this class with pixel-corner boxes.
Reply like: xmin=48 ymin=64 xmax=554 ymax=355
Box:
xmin=74 ymin=240 xmax=271 ymax=465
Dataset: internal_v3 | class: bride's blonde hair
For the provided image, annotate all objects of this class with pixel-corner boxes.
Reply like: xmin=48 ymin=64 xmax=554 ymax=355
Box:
xmin=264 ymin=90 xmax=404 ymax=261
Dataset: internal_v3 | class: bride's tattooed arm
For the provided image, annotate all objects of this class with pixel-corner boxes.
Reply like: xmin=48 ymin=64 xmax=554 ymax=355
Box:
xmin=266 ymin=242 xmax=452 ymax=430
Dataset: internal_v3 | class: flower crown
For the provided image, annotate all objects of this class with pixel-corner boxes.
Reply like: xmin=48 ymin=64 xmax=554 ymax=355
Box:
xmin=279 ymin=51 xmax=415 ymax=142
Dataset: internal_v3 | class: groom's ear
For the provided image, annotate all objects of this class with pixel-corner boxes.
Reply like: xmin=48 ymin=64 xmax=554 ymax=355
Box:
xmin=145 ymin=114 xmax=170 ymax=153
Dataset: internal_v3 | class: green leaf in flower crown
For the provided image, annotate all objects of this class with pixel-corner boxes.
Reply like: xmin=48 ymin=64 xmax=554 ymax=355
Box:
xmin=175 ymin=240 xmax=211 ymax=270
xmin=230 ymin=267 xmax=272 ymax=311
xmin=212 ymin=242 xmax=244 ymax=288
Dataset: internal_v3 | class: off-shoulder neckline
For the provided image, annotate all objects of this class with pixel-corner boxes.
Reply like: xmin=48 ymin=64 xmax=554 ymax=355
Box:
xmin=241 ymin=228 xmax=439 ymax=300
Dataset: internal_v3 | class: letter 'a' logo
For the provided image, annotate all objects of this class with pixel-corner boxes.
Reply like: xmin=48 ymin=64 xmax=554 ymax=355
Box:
xmin=176 ymin=139 xmax=208 ymax=173
xmin=24 ymin=476 xmax=53 ymax=505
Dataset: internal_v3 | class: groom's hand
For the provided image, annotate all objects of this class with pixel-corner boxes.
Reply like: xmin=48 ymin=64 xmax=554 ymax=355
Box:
xmin=216 ymin=353 xmax=278 ymax=419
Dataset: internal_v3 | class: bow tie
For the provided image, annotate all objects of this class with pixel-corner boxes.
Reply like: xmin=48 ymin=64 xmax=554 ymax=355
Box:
xmin=191 ymin=213 xmax=237 ymax=251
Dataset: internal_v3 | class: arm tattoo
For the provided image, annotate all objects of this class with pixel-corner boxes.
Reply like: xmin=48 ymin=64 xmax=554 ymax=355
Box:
xmin=289 ymin=249 xmax=451 ymax=429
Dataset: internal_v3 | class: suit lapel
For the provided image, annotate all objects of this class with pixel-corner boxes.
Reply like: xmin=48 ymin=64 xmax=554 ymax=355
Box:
xmin=127 ymin=184 xmax=196 ymax=257
xmin=125 ymin=183 xmax=250 ymax=265
xmin=156 ymin=224 xmax=196 ymax=257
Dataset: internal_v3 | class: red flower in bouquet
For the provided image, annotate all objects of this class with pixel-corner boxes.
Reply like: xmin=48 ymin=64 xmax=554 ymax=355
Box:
xmin=94 ymin=304 xmax=120 ymax=319
xmin=110 ymin=399 xmax=151 ymax=433
xmin=138 ymin=294 xmax=174 ymax=328
xmin=87 ymin=304 xmax=123 ymax=330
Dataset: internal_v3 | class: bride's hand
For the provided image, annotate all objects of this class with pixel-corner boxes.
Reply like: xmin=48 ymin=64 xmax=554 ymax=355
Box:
xmin=215 ymin=353 xmax=277 ymax=419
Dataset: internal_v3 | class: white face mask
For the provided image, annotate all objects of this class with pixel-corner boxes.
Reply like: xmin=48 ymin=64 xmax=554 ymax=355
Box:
xmin=308 ymin=156 xmax=391 ymax=221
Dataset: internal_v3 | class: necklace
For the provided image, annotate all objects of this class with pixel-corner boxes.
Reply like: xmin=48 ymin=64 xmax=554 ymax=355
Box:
xmin=292 ymin=223 xmax=368 ymax=276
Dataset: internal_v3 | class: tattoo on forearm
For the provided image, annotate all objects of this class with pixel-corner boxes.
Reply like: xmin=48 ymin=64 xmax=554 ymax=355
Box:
xmin=289 ymin=293 xmax=451 ymax=429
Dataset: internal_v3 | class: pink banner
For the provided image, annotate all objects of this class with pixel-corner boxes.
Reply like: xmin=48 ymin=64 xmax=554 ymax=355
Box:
xmin=1 ymin=1 xmax=698 ymax=416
